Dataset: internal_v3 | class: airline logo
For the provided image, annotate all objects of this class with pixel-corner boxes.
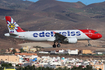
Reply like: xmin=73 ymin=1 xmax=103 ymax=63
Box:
xmin=9 ymin=23 xmax=15 ymax=30
xmin=33 ymin=31 xmax=81 ymax=37
xmin=7 ymin=21 xmax=19 ymax=33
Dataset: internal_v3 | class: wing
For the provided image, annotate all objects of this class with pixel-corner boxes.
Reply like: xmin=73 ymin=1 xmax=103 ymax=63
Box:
xmin=54 ymin=33 xmax=67 ymax=42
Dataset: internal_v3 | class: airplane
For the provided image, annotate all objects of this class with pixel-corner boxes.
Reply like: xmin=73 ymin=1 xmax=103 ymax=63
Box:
xmin=4 ymin=16 xmax=102 ymax=48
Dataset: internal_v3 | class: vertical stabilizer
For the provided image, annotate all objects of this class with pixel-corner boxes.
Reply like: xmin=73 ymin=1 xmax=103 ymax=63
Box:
xmin=5 ymin=16 xmax=25 ymax=33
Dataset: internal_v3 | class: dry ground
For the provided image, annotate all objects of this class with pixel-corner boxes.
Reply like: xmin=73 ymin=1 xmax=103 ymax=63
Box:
xmin=18 ymin=40 xmax=105 ymax=51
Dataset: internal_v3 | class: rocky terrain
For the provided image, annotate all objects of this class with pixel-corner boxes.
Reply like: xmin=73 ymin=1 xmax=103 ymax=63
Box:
xmin=0 ymin=0 xmax=105 ymax=49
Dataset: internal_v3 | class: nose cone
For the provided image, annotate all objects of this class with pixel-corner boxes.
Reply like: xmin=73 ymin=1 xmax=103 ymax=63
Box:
xmin=98 ymin=34 xmax=102 ymax=39
xmin=88 ymin=33 xmax=102 ymax=39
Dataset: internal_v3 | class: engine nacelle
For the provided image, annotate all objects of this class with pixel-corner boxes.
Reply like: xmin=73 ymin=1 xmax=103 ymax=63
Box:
xmin=67 ymin=37 xmax=77 ymax=43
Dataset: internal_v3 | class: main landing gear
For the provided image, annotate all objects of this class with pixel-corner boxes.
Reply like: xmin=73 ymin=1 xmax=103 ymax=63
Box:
xmin=53 ymin=41 xmax=61 ymax=48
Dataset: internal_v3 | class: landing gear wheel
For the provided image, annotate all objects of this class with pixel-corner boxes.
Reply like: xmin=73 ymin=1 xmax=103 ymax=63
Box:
xmin=57 ymin=44 xmax=60 ymax=48
xmin=53 ymin=44 xmax=56 ymax=48
xmin=88 ymin=44 xmax=91 ymax=46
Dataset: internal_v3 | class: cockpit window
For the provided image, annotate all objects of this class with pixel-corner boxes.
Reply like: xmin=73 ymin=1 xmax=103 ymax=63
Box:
xmin=95 ymin=32 xmax=98 ymax=34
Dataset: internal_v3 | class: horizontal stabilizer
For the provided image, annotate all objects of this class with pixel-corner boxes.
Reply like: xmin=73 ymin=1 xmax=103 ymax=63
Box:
xmin=10 ymin=33 xmax=18 ymax=36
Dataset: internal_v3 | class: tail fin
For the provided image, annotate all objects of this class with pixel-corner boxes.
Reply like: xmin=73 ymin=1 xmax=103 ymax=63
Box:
xmin=5 ymin=16 xmax=25 ymax=33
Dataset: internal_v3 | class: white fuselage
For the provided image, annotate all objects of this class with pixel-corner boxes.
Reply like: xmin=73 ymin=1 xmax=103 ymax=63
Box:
xmin=7 ymin=30 xmax=90 ymax=42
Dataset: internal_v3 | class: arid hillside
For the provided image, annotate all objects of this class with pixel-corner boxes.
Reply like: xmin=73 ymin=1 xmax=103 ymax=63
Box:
xmin=0 ymin=0 xmax=105 ymax=49
xmin=0 ymin=0 xmax=32 ymax=9
xmin=27 ymin=0 xmax=85 ymax=11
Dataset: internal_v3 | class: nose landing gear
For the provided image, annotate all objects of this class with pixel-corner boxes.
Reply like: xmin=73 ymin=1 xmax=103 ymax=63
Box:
xmin=88 ymin=40 xmax=91 ymax=46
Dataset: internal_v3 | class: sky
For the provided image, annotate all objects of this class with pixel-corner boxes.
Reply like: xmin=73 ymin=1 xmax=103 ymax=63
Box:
xmin=28 ymin=0 xmax=105 ymax=5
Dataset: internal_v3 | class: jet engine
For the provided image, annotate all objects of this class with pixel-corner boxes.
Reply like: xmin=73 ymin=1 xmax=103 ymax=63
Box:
xmin=67 ymin=37 xmax=77 ymax=43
